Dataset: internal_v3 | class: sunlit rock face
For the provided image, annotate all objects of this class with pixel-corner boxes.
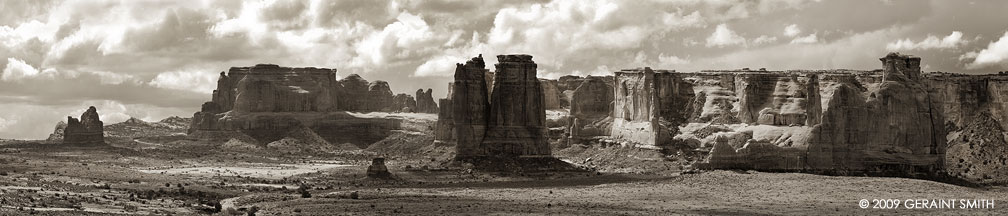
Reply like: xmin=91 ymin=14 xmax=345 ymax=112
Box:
xmin=64 ymin=106 xmax=104 ymax=145
xmin=610 ymin=68 xmax=695 ymax=149
xmin=447 ymin=54 xmax=551 ymax=159
xmin=583 ymin=53 xmax=957 ymax=178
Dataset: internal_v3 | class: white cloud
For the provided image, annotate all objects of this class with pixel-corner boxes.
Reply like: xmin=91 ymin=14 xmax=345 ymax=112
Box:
xmin=752 ymin=35 xmax=778 ymax=45
xmin=790 ymin=33 xmax=818 ymax=44
xmin=964 ymin=31 xmax=1008 ymax=69
xmin=353 ymin=11 xmax=442 ymax=67
xmin=784 ymin=24 xmax=801 ymax=37
xmin=2 ymin=58 xmax=55 ymax=81
xmin=706 ymin=23 xmax=746 ymax=47
xmin=659 ymin=53 xmax=690 ymax=65
xmin=886 ymin=31 xmax=967 ymax=51
xmin=148 ymin=69 xmax=219 ymax=93
xmin=0 ymin=116 xmax=15 ymax=131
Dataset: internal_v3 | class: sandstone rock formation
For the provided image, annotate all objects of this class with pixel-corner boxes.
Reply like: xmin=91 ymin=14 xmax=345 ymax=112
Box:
xmin=449 ymin=54 xmax=551 ymax=159
xmin=415 ymin=88 xmax=438 ymax=113
xmin=391 ymin=94 xmax=417 ymax=112
xmin=434 ymin=98 xmax=455 ymax=146
xmin=568 ymin=76 xmax=614 ymax=143
xmin=367 ymin=81 xmax=395 ymax=112
xmin=47 ymin=121 xmax=66 ymax=141
xmin=452 ymin=55 xmax=491 ymax=158
xmin=541 ymin=79 xmax=563 ymax=110
xmin=64 ymin=106 xmax=104 ymax=145
xmin=481 ymin=54 xmax=551 ymax=157
xmin=689 ymin=53 xmax=945 ymax=176
xmin=609 ymin=68 xmax=694 ymax=148
xmin=189 ymin=64 xmax=413 ymax=147
xmin=366 ymin=158 xmax=393 ymax=179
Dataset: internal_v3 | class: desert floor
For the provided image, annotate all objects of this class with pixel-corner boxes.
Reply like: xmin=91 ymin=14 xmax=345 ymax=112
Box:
xmin=0 ymin=137 xmax=1005 ymax=215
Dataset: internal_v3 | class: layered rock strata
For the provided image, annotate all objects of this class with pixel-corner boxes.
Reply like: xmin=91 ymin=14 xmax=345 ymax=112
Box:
xmin=64 ymin=106 xmax=105 ymax=145
xmin=450 ymin=54 xmax=552 ymax=159
xmin=610 ymin=68 xmax=695 ymax=148
xmin=189 ymin=64 xmax=411 ymax=147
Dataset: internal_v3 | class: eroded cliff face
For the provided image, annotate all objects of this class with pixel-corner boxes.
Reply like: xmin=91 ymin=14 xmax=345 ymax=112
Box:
xmin=188 ymin=64 xmax=421 ymax=147
xmin=564 ymin=53 xmax=968 ymax=179
xmin=567 ymin=76 xmax=614 ymax=143
xmin=448 ymin=54 xmax=552 ymax=159
xmin=609 ymin=68 xmax=694 ymax=148
xmin=928 ymin=75 xmax=1008 ymax=184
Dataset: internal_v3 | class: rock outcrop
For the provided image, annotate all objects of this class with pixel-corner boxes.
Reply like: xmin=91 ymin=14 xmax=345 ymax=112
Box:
xmin=452 ymin=55 xmax=491 ymax=158
xmin=391 ymin=94 xmax=417 ymax=112
xmin=368 ymin=81 xmax=395 ymax=111
xmin=945 ymin=112 xmax=1008 ymax=184
xmin=189 ymin=64 xmax=415 ymax=147
xmin=415 ymin=88 xmax=438 ymax=113
xmin=481 ymin=54 xmax=551 ymax=157
xmin=609 ymin=68 xmax=694 ymax=148
xmin=449 ymin=54 xmax=551 ymax=159
xmin=434 ymin=98 xmax=455 ymax=146
xmin=673 ymin=53 xmax=945 ymax=176
xmin=63 ymin=106 xmax=104 ymax=145
xmin=366 ymin=158 xmax=393 ymax=179
xmin=47 ymin=121 xmax=66 ymax=141
xmin=568 ymin=76 xmax=614 ymax=143
xmin=541 ymin=79 xmax=563 ymax=110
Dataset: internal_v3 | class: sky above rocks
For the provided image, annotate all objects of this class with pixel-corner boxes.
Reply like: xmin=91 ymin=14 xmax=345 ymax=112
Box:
xmin=1 ymin=0 xmax=1007 ymax=139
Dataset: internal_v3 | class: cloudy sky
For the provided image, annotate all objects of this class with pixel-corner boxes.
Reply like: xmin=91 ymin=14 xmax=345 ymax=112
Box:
xmin=1 ymin=0 xmax=1007 ymax=139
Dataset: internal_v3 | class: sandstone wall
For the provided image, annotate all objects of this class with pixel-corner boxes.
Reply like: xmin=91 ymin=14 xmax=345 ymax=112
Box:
xmin=568 ymin=76 xmax=614 ymax=142
xmin=452 ymin=55 xmax=491 ymax=158
xmin=189 ymin=64 xmax=423 ymax=146
xmin=609 ymin=68 xmax=693 ymax=148
xmin=449 ymin=54 xmax=551 ymax=159
xmin=482 ymin=54 xmax=551 ymax=157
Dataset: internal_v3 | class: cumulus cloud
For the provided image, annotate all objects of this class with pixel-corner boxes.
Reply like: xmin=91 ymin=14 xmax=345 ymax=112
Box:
xmin=887 ymin=31 xmax=967 ymax=51
xmin=0 ymin=116 xmax=14 ymax=131
xmin=790 ymin=33 xmax=818 ymax=44
xmin=752 ymin=35 xmax=778 ymax=45
xmin=706 ymin=23 xmax=746 ymax=47
xmin=2 ymin=58 xmax=54 ymax=81
xmin=784 ymin=24 xmax=801 ymax=37
xmin=353 ymin=11 xmax=443 ymax=67
xmin=148 ymin=69 xmax=219 ymax=93
xmin=964 ymin=31 xmax=1008 ymax=69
